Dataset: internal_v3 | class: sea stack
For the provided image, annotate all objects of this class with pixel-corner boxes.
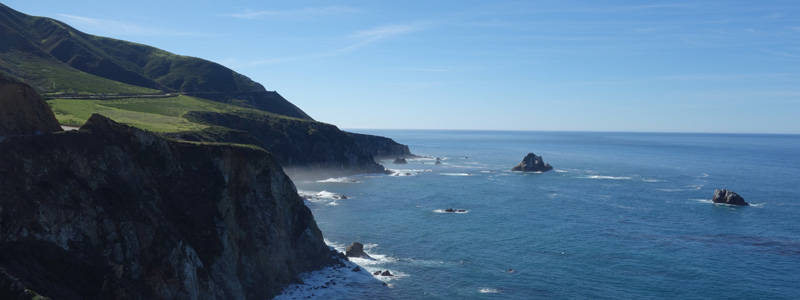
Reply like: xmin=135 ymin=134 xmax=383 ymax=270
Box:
xmin=712 ymin=189 xmax=750 ymax=206
xmin=393 ymin=157 xmax=408 ymax=164
xmin=511 ymin=153 xmax=553 ymax=172
xmin=345 ymin=241 xmax=373 ymax=259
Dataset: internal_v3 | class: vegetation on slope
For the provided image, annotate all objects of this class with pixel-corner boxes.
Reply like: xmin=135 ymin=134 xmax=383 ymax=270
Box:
xmin=0 ymin=3 xmax=310 ymax=119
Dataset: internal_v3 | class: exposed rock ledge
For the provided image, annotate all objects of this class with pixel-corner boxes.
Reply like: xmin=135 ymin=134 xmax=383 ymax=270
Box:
xmin=0 ymin=114 xmax=340 ymax=299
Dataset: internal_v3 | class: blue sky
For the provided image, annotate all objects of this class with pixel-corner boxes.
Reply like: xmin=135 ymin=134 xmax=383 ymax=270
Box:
xmin=6 ymin=0 xmax=800 ymax=133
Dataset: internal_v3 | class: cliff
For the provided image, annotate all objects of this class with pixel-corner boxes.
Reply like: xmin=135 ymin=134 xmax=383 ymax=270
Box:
xmin=0 ymin=73 xmax=61 ymax=136
xmin=0 ymin=114 xmax=341 ymax=299
xmin=183 ymin=111 xmax=387 ymax=176
xmin=347 ymin=132 xmax=414 ymax=160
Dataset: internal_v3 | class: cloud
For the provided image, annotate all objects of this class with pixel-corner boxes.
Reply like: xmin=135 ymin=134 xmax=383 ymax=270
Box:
xmin=225 ymin=6 xmax=358 ymax=19
xmin=57 ymin=14 xmax=203 ymax=37
xmin=226 ymin=22 xmax=431 ymax=68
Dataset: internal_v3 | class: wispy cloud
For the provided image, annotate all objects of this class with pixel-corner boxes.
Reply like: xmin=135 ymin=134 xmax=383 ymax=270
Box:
xmin=224 ymin=22 xmax=431 ymax=68
xmin=225 ymin=6 xmax=358 ymax=19
xmin=57 ymin=14 xmax=203 ymax=37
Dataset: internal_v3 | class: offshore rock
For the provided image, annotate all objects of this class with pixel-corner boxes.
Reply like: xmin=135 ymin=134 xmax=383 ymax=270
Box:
xmin=712 ymin=189 xmax=750 ymax=206
xmin=345 ymin=242 xmax=372 ymax=260
xmin=511 ymin=153 xmax=553 ymax=172
xmin=0 ymin=114 xmax=339 ymax=299
xmin=393 ymin=157 xmax=408 ymax=164
xmin=0 ymin=73 xmax=62 ymax=136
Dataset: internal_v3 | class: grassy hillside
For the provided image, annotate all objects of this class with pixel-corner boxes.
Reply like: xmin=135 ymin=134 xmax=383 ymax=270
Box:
xmin=47 ymin=94 xmax=298 ymax=132
xmin=47 ymin=95 xmax=387 ymax=174
xmin=0 ymin=3 xmax=311 ymax=119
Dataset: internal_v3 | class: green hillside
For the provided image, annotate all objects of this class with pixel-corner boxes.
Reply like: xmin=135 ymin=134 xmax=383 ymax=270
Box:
xmin=0 ymin=3 xmax=310 ymax=119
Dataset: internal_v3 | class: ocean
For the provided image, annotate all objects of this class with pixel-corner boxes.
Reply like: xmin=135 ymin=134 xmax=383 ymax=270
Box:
xmin=276 ymin=130 xmax=800 ymax=299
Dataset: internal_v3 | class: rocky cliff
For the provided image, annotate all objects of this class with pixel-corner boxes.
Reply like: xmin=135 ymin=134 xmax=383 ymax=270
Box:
xmin=0 ymin=114 xmax=341 ymax=299
xmin=183 ymin=111 xmax=388 ymax=176
xmin=346 ymin=132 xmax=414 ymax=160
xmin=0 ymin=73 xmax=61 ymax=136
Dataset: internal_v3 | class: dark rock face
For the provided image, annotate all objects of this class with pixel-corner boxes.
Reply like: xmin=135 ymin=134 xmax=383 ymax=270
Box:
xmin=393 ymin=157 xmax=408 ymax=164
xmin=712 ymin=189 xmax=750 ymax=206
xmin=511 ymin=153 xmax=553 ymax=172
xmin=0 ymin=114 xmax=339 ymax=299
xmin=0 ymin=74 xmax=62 ymax=136
xmin=183 ymin=111 xmax=386 ymax=176
xmin=346 ymin=132 xmax=414 ymax=160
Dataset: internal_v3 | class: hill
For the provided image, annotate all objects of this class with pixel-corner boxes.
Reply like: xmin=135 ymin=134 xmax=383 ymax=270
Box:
xmin=0 ymin=3 xmax=309 ymax=119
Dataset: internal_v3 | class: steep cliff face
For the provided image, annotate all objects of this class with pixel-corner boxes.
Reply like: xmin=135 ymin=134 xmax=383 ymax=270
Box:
xmin=347 ymin=132 xmax=414 ymax=160
xmin=184 ymin=111 xmax=387 ymax=176
xmin=0 ymin=114 xmax=340 ymax=299
xmin=0 ymin=73 xmax=61 ymax=136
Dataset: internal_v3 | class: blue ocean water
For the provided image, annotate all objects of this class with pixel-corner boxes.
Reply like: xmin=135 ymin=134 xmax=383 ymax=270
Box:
xmin=283 ymin=130 xmax=800 ymax=299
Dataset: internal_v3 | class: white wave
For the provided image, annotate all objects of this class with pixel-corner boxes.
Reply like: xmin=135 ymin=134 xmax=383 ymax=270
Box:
xmin=300 ymin=191 xmax=351 ymax=203
xmin=317 ymin=177 xmax=361 ymax=183
xmin=688 ymin=184 xmax=704 ymax=190
xmin=583 ymin=175 xmax=632 ymax=180
xmin=642 ymin=178 xmax=665 ymax=183
xmin=388 ymin=169 xmax=431 ymax=176
xmin=273 ymin=261 xmax=384 ymax=300
xmin=479 ymin=287 xmax=499 ymax=294
xmin=554 ymin=169 xmax=569 ymax=173
xmin=440 ymin=173 xmax=471 ymax=176
xmin=701 ymin=173 xmax=710 ymax=178
xmin=658 ymin=188 xmax=685 ymax=192
xmin=433 ymin=209 xmax=469 ymax=214
xmin=317 ymin=191 xmax=339 ymax=199
xmin=692 ymin=198 xmax=713 ymax=203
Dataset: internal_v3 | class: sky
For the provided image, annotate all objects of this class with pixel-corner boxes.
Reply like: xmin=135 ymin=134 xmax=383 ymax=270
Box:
xmin=5 ymin=0 xmax=800 ymax=133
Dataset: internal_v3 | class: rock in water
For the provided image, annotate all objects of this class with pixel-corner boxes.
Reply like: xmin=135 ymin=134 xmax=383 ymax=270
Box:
xmin=393 ymin=157 xmax=408 ymax=164
xmin=511 ymin=153 xmax=553 ymax=172
xmin=345 ymin=241 xmax=373 ymax=259
xmin=712 ymin=189 xmax=750 ymax=206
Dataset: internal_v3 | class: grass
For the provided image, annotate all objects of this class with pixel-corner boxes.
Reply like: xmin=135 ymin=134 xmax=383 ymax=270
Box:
xmin=0 ymin=50 xmax=159 ymax=95
xmin=46 ymin=94 xmax=305 ymax=133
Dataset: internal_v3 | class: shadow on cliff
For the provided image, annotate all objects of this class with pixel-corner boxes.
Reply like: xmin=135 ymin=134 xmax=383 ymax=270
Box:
xmin=0 ymin=113 xmax=345 ymax=299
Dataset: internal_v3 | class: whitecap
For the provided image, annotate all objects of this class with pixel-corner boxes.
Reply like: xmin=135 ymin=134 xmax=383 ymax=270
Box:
xmin=317 ymin=177 xmax=361 ymax=183
xmin=440 ymin=173 xmax=471 ymax=176
xmin=478 ymin=287 xmax=499 ymax=293
xmin=433 ymin=209 xmax=469 ymax=214
xmin=584 ymin=175 xmax=632 ymax=180
xmin=554 ymin=169 xmax=569 ymax=173
xmin=658 ymin=188 xmax=685 ymax=192
xmin=642 ymin=178 xmax=665 ymax=183
xmin=388 ymin=169 xmax=431 ymax=177
xmin=273 ymin=261 xmax=385 ymax=300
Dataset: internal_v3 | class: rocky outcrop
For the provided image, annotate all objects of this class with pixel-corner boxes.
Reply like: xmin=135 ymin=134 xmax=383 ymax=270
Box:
xmin=346 ymin=132 xmax=414 ymax=160
xmin=0 ymin=73 xmax=62 ymax=136
xmin=712 ymin=189 xmax=749 ymax=206
xmin=345 ymin=242 xmax=372 ymax=260
xmin=393 ymin=157 xmax=408 ymax=164
xmin=183 ymin=111 xmax=387 ymax=176
xmin=511 ymin=153 xmax=553 ymax=172
xmin=0 ymin=114 xmax=340 ymax=299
